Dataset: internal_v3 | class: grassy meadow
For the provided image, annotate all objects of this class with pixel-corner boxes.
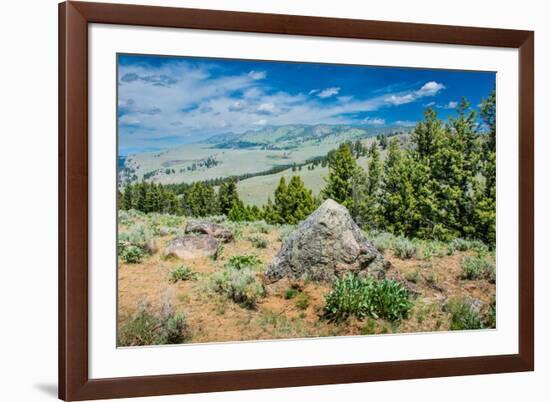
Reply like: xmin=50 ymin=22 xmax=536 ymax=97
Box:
xmin=117 ymin=210 xmax=496 ymax=346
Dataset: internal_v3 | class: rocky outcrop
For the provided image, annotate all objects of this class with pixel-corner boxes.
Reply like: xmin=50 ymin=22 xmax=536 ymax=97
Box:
xmin=163 ymin=235 xmax=219 ymax=260
xmin=265 ymin=199 xmax=390 ymax=283
xmin=185 ymin=221 xmax=234 ymax=243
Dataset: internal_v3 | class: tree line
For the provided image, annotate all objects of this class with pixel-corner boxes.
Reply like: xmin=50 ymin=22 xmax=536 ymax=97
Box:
xmin=323 ymin=92 xmax=496 ymax=245
xmin=119 ymin=91 xmax=495 ymax=246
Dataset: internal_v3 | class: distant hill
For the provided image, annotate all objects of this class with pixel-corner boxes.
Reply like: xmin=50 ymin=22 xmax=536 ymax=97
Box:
xmin=119 ymin=124 xmax=411 ymax=187
xmin=201 ymin=124 xmax=411 ymax=150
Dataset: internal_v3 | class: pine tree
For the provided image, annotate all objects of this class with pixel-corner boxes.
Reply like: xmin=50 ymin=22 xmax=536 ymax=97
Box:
xmin=446 ymin=98 xmax=480 ymax=237
xmin=262 ymin=197 xmax=280 ymax=224
xmin=183 ymin=182 xmax=218 ymax=217
xmin=353 ymin=140 xmax=364 ymax=158
xmin=285 ymin=176 xmax=316 ymax=224
xmin=264 ymin=176 xmax=315 ymax=224
xmin=379 ymin=135 xmax=388 ymax=150
xmin=120 ymin=184 xmax=133 ymax=210
xmin=473 ymin=90 xmax=496 ymax=246
xmin=321 ymin=143 xmax=358 ymax=208
xmin=218 ymin=178 xmax=239 ymax=215
xmin=355 ymin=142 xmax=383 ymax=229
xmin=380 ymin=139 xmax=420 ymax=236
xmin=409 ymin=108 xmax=453 ymax=239
xmin=228 ymin=199 xmax=248 ymax=221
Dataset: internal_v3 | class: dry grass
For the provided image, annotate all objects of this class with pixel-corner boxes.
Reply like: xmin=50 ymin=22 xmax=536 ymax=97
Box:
xmin=118 ymin=218 xmax=496 ymax=344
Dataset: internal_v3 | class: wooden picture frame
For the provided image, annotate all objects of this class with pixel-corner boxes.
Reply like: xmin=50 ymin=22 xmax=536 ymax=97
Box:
xmin=59 ymin=1 xmax=534 ymax=400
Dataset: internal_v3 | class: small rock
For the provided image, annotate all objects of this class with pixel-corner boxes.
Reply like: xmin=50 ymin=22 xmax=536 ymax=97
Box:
xmin=185 ymin=221 xmax=234 ymax=243
xmin=163 ymin=235 xmax=219 ymax=260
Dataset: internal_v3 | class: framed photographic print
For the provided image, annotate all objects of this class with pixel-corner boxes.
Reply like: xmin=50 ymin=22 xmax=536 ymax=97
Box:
xmin=59 ymin=1 xmax=534 ymax=400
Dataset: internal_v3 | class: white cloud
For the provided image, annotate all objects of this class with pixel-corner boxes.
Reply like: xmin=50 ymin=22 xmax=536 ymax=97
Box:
xmin=248 ymin=70 xmax=266 ymax=80
xmin=363 ymin=117 xmax=385 ymax=125
xmin=384 ymin=81 xmax=445 ymax=106
xmin=394 ymin=120 xmax=417 ymax=127
xmin=317 ymin=87 xmax=340 ymax=98
xmin=444 ymin=100 xmax=458 ymax=109
xmin=424 ymin=101 xmax=436 ymax=107
xmin=228 ymin=100 xmax=246 ymax=111
xmin=257 ymin=103 xmax=276 ymax=114
xmin=118 ymin=61 xmax=446 ymax=153
xmin=384 ymin=94 xmax=416 ymax=105
xmin=243 ymin=87 xmax=262 ymax=99
xmin=337 ymin=96 xmax=353 ymax=103
xmin=416 ymin=81 xmax=445 ymax=97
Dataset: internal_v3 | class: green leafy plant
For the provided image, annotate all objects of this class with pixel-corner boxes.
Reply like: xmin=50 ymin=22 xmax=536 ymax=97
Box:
xmin=168 ymin=266 xmax=196 ymax=283
xmin=460 ymin=256 xmax=495 ymax=282
xmin=323 ymin=275 xmax=412 ymax=322
xmin=224 ymin=254 xmax=262 ymax=270
xmin=211 ymin=267 xmax=265 ymax=309
xmin=119 ymin=244 xmax=144 ymax=264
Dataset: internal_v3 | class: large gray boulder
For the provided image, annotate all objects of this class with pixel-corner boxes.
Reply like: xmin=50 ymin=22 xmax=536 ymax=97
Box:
xmin=185 ymin=221 xmax=234 ymax=243
xmin=163 ymin=235 xmax=219 ymax=260
xmin=265 ymin=199 xmax=389 ymax=283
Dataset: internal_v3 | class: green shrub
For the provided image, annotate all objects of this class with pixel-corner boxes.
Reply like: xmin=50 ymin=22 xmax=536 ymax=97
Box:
xmin=295 ymin=293 xmax=310 ymax=310
xmin=460 ymin=256 xmax=495 ymax=282
xmin=404 ymin=269 xmax=420 ymax=284
xmin=249 ymin=235 xmax=268 ymax=249
xmin=160 ymin=312 xmax=189 ymax=343
xmin=284 ymin=288 xmax=298 ymax=300
xmin=448 ymin=299 xmax=485 ymax=330
xmin=225 ymin=221 xmax=244 ymax=240
xmin=251 ymin=221 xmax=271 ymax=234
xmin=448 ymin=238 xmax=490 ymax=257
xmin=212 ymin=244 xmax=224 ymax=261
xmin=225 ymin=254 xmax=262 ymax=270
xmin=278 ymin=224 xmax=296 ymax=242
xmin=118 ymin=301 xmax=190 ymax=346
xmin=323 ymin=275 xmax=412 ymax=322
xmin=118 ymin=210 xmax=134 ymax=226
xmin=420 ymin=241 xmax=445 ymax=260
xmin=369 ymin=232 xmax=395 ymax=253
xmin=211 ymin=267 xmax=265 ymax=308
xmin=449 ymin=238 xmax=471 ymax=252
xmin=168 ymin=266 xmax=196 ymax=283
xmin=424 ymin=271 xmax=438 ymax=286
xmin=119 ymin=223 xmax=156 ymax=254
xmin=486 ymin=297 xmax=496 ymax=328
xmin=361 ymin=318 xmax=378 ymax=335
xmin=393 ymin=238 xmax=417 ymax=259
xmin=119 ymin=244 xmax=144 ymax=264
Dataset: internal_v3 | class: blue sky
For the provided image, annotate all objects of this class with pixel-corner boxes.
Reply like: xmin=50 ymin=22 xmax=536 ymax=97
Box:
xmin=118 ymin=54 xmax=495 ymax=155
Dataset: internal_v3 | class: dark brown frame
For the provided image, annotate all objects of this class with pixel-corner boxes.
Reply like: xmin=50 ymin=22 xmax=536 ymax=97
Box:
xmin=59 ymin=1 xmax=534 ymax=400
